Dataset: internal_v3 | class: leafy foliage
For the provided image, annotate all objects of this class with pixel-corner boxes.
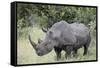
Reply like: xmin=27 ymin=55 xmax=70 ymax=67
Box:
xmin=17 ymin=3 xmax=96 ymax=27
xmin=17 ymin=3 xmax=97 ymax=37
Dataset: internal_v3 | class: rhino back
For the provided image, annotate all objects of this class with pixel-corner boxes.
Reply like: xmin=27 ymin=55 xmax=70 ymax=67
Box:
xmin=50 ymin=20 xmax=69 ymax=31
xmin=70 ymin=23 xmax=90 ymax=46
xmin=49 ymin=21 xmax=77 ymax=45
xmin=70 ymin=23 xmax=89 ymax=38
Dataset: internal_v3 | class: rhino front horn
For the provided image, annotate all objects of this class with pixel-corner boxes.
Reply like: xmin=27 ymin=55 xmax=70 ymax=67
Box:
xmin=28 ymin=35 xmax=37 ymax=50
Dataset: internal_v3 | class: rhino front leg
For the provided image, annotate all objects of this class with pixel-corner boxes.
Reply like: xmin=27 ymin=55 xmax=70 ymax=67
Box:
xmin=54 ymin=47 xmax=62 ymax=61
xmin=65 ymin=51 xmax=71 ymax=59
xmin=83 ymin=40 xmax=90 ymax=55
xmin=83 ymin=35 xmax=91 ymax=56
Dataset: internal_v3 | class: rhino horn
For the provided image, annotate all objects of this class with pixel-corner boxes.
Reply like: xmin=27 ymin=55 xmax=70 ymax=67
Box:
xmin=28 ymin=35 xmax=37 ymax=50
xmin=38 ymin=38 xmax=43 ymax=44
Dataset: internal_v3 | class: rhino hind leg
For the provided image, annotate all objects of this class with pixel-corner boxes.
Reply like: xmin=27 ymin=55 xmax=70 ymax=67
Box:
xmin=83 ymin=36 xmax=91 ymax=55
xmin=83 ymin=44 xmax=88 ymax=55
xmin=54 ymin=47 xmax=62 ymax=61
xmin=83 ymin=43 xmax=90 ymax=56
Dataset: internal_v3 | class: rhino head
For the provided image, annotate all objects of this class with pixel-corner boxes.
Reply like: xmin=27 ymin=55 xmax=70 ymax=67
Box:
xmin=28 ymin=28 xmax=61 ymax=56
xmin=29 ymin=32 xmax=57 ymax=56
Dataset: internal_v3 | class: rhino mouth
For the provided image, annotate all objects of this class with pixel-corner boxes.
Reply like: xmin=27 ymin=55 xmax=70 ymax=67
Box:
xmin=37 ymin=53 xmax=44 ymax=56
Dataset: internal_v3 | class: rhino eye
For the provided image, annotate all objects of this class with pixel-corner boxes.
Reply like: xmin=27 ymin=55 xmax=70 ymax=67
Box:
xmin=44 ymin=40 xmax=51 ymax=47
xmin=44 ymin=43 xmax=49 ymax=48
xmin=45 ymin=45 xmax=47 ymax=46
xmin=44 ymin=45 xmax=48 ymax=48
xmin=45 ymin=43 xmax=48 ymax=46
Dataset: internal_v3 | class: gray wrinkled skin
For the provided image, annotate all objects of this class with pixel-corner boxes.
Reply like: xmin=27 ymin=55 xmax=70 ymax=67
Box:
xmin=29 ymin=20 xmax=91 ymax=60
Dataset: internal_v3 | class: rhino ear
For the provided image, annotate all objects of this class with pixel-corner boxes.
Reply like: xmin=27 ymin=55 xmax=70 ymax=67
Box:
xmin=42 ymin=27 xmax=48 ymax=33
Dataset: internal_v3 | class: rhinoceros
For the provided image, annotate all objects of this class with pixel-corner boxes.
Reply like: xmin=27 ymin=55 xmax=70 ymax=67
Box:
xmin=29 ymin=20 xmax=91 ymax=60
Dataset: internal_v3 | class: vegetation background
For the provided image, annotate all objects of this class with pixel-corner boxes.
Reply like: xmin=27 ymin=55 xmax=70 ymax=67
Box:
xmin=17 ymin=3 xmax=97 ymax=64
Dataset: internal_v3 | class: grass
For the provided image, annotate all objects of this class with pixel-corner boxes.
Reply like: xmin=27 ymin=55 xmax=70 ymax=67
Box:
xmin=17 ymin=27 xmax=97 ymax=65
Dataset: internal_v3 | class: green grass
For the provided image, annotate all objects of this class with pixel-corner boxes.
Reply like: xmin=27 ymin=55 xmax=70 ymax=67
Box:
xmin=17 ymin=27 xmax=97 ymax=65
